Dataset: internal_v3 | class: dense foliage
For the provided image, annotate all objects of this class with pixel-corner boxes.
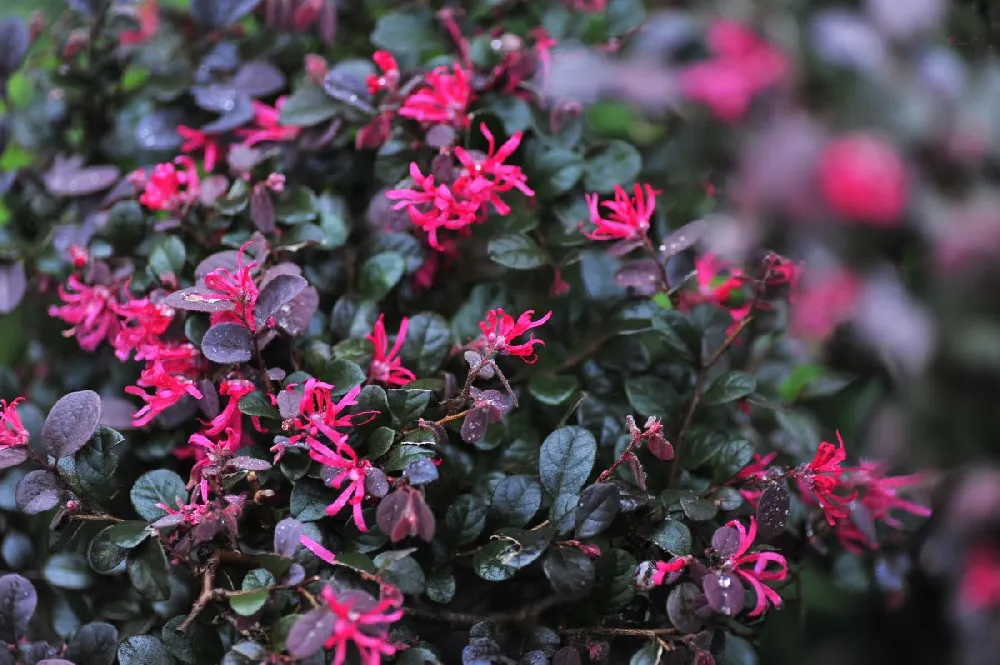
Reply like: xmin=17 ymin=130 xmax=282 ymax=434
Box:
xmin=5 ymin=0 xmax=1000 ymax=664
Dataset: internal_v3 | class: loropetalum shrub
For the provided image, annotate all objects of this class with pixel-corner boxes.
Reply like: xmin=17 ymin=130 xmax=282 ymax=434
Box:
xmin=0 ymin=0 xmax=967 ymax=663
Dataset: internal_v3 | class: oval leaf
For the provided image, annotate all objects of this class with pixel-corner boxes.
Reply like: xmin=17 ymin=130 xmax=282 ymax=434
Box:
xmin=42 ymin=390 xmax=102 ymax=458
xmin=255 ymin=274 xmax=308 ymax=329
xmin=202 ymin=322 xmax=253 ymax=364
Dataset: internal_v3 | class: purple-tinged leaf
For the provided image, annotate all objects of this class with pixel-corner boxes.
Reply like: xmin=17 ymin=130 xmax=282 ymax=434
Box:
xmin=64 ymin=622 xmax=118 ymax=665
xmin=849 ymin=500 xmax=878 ymax=545
xmin=15 ymin=470 xmax=63 ymax=514
xmin=365 ymin=467 xmax=390 ymax=497
xmin=552 ymin=647 xmax=582 ymax=665
xmin=44 ymin=155 xmax=120 ymax=197
xmin=37 ymin=660 xmax=75 ymax=665
xmin=323 ymin=67 xmax=375 ymax=114
xmin=426 ymin=124 xmax=457 ymax=148
xmin=164 ymin=286 xmax=236 ymax=312
xmin=659 ymin=219 xmax=707 ymax=258
xmin=230 ymin=456 xmax=272 ymax=471
xmin=460 ymin=406 xmax=489 ymax=443
xmin=273 ymin=285 xmax=318 ymax=337
xmin=200 ymin=95 xmax=256 ymax=134
xmin=151 ymin=513 xmax=187 ymax=529
xmin=702 ymin=572 xmax=745 ymax=617
xmin=0 ymin=573 xmax=38 ymax=643
xmin=195 ymin=250 xmax=242 ymax=281
xmin=614 ymin=259 xmax=661 ymax=294
xmin=0 ymin=447 xmax=27 ymax=470
xmin=287 ymin=608 xmax=336 ymax=659
xmin=202 ymin=323 xmax=253 ymax=364
xmin=666 ymin=582 xmax=705 ymax=634
xmin=755 ymin=483 xmax=791 ymax=542
xmin=250 ymin=186 xmax=276 ymax=234
xmin=0 ymin=19 xmax=29 ymax=80
xmin=135 ymin=110 xmax=184 ymax=151
xmin=284 ymin=563 xmax=306 ymax=585
xmin=0 ymin=261 xmax=25 ymax=314
xmin=273 ymin=518 xmax=304 ymax=556
xmin=405 ymin=458 xmax=439 ymax=486
xmin=711 ymin=525 xmax=741 ymax=558
xmin=255 ymin=274 xmax=308 ymax=329
xmin=267 ymin=367 xmax=286 ymax=381
xmin=232 ymin=60 xmax=286 ymax=97
xmin=376 ymin=488 xmax=435 ymax=543
xmin=42 ymin=390 xmax=102 ymax=458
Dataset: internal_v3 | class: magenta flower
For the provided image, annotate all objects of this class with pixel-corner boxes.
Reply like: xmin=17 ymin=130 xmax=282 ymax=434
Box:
xmin=960 ymin=544 xmax=1000 ymax=611
xmin=125 ymin=344 xmax=204 ymax=427
xmin=203 ymin=241 xmax=260 ymax=330
xmin=385 ymin=162 xmax=483 ymax=251
xmin=176 ymin=125 xmax=223 ymax=173
xmin=367 ymin=315 xmax=416 ymax=387
xmin=309 ymin=438 xmax=373 ymax=532
xmin=48 ymin=275 xmax=121 ymax=352
xmin=136 ymin=156 xmax=200 ymax=211
xmin=187 ymin=427 xmax=241 ymax=487
xmin=478 ymin=308 xmax=553 ymax=364
xmin=237 ymin=97 xmax=301 ymax=147
xmin=367 ymin=50 xmax=400 ymax=94
xmin=110 ymin=295 xmax=174 ymax=362
xmin=300 ymin=534 xmax=337 ymax=564
xmin=795 ymin=432 xmax=856 ymax=526
xmin=202 ymin=378 xmax=257 ymax=440
xmin=399 ymin=63 xmax=473 ymax=127
xmin=277 ymin=380 xmax=374 ymax=458
xmin=0 ymin=398 xmax=29 ymax=449
xmin=317 ymin=585 xmax=404 ymax=665
xmin=717 ymin=517 xmax=789 ymax=617
xmin=584 ymin=183 xmax=660 ymax=242
xmin=790 ymin=268 xmax=863 ymax=342
xmin=734 ymin=452 xmax=778 ymax=507
xmin=454 ymin=123 xmax=535 ymax=213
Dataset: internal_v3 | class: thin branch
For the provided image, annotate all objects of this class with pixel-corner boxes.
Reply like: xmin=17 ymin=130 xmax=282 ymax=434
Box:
xmin=560 ymin=626 xmax=679 ymax=638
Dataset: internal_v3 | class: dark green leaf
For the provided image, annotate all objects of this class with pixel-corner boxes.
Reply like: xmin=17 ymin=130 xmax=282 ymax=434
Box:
xmin=319 ymin=359 xmax=365 ymax=395
xmin=117 ymin=635 xmax=175 ymax=665
xmin=400 ymin=312 xmax=452 ymax=375
xmin=629 ymin=644 xmax=662 ymax=665
xmin=606 ymin=0 xmax=647 ymax=36
xmin=238 ymin=391 xmax=280 ymax=419
xmin=495 ymin=527 xmax=553 ymax=568
xmin=651 ymin=310 xmax=701 ymax=366
xmin=387 ymin=389 xmax=431 ymax=425
xmin=275 ymin=186 xmax=318 ymax=224
xmin=666 ymin=583 xmax=704 ymax=634
xmin=149 ymin=236 xmax=186 ymax=278
xmin=384 ymin=443 xmax=434 ymax=472
xmin=65 ymin=426 xmax=125 ymax=503
xmin=374 ymin=553 xmax=425 ymax=595
xmin=575 ymin=483 xmax=620 ymax=538
xmin=426 ymin=567 xmax=456 ymax=604
xmin=720 ymin=633 xmax=759 ymax=665
xmin=528 ymin=375 xmax=579 ymax=406
xmin=529 ymin=148 xmax=584 ymax=199
xmin=161 ymin=615 xmax=224 ymax=665
xmin=680 ymin=495 xmax=718 ymax=521
xmin=130 ymin=470 xmax=187 ymax=521
xmin=88 ymin=526 xmax=128 ymax=574
xmin=488 ymin=234 xmax=546 ymax=270
xmin=445 ymin=495 xmax=487 ymax=546
xmin=703 ymin=371 xmax=757 ymax=406
xmin=65 ymin=621 xmax=119 ymax=665
xmin=127 ymin=539 xmax=171 ymax=602
xmin=370 ymin=11 xmax=437 ymax=67
xmin=543 ymin=547 xmax=595 ymax=599
xmin=358 ymin=252 xmax=406 ymax=301
xmin=44 ymin=553 xmax=94 ymax=590
xmin=711 ymin=438 xmax=754 ymax=483
xmin=222 ymin=640 xmax=269 ymax=665
xmin=583 ymin=140 xmax=642 ymax=193
xmin=539 ymin=426 xmax=596 ymax=497
xmin=651 ymin=519 xmax=692 ymax=555
xmin=290 ymin=480 xmax=335 ymax=522
xmin=473 ymin=540 xmax=518 ymax=582
xmin=596 ymin=549 xmax=637 ymax=612
xmin=490 ymin=475 xmax=542 ymax=527
xmin=549 ymin=493 xmax=578 ymax=535
xmin=108 ymin=521 xmax=151 ymax=548
xmin=278 ymin=86 xmax=338 ymax=127
xmin=625 ymin=376 xmax=682 ymax=417
xmin=490 ymin=96 xmax=532 ymax=134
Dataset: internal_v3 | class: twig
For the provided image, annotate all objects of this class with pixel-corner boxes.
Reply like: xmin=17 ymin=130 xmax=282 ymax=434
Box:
xmin=560 ymin=626 xmax=679 ymax=638
xmin=67 ymin=513 xmax=124 ymax=523
xmin=180 ymin=554 xmax=221 ymax=631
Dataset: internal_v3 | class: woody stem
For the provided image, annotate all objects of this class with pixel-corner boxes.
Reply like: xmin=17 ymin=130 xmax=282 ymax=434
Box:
xmin=641 ymin=234 xmax=671 ymax=293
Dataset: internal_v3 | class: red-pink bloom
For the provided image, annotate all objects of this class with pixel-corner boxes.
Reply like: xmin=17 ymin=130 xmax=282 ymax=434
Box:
xmin=763 ymin=252 xmax=801 ymax=290
xmin=385 ymin=162 xmax=482 ymax=250
xmin=69 ymin=245 xmax=89 ymax=269
xmin=795 ymin=432 xmax=856 ymax=526
xmin=203 ymin=379 xmax=257 ymax=439
xmin=48 ymin=275 xmax=121 ymax=352
xmin=851 ymin=461 xmax=931 ymax=529
xmin=300 ymin=534 xmax=336 ymax=564
xmin=110 ymin=295 xmax=174 ymax=362
xmin=652 ymin=556 xmax=691 ymax=585
xmin=176 ymin=125 xmax=223 ymax=173
xmin=679 ymin=20 xmax=789 ymax=123
xmin=237 ymin=97 xmax=301 ymax=147
xmin=790 ymin=269 xmax=863 ymax=341
xmin=187 ymin=427 xmax=242 ymax=487
xmin=309 ymin=438 xmax=372 ymax=532
xmin=399 ymin=63 xmax=473 ymax=127
xmin=584 ymin=183 xmax=659 ymax=241
xmin=734 ymin=452 xmax=778 ymax=506
xmin=818 ymin=133 xmax=907 ymax=227
xmin=118 ymin=0 xmax=159 ymax=46
xmin=203 ymin=241 xmax=260 ymax=330
xmin=455 ymin=123 xmax=534 ymax=213
xmin=155 ymin=479 xmax=210 ymax=526
xmin=367 ymin=50 xmax=400 ymax=94
xmin=960 ymin=544 xmax=1000 ymax=611
xmin=0 ymin=398 xmax=29 ymax=449
xmin=277 ymin=380 xmax=374 ymax=458
xmin=125 ymin=344 xmax=203 ymax=427
xmin=478 ymin=308 xmax=552 ymax=364
xmin=719 ymin=518 xmax=788 ymax=616
xmin=367 ymin=315 xmax=416 ymax=387
xmin=678 ymin=254 xmax=752 ymax=334
xmin=136 ymin=156 xmax=201 ymax=211
xmin=317 ymin=585 xmax=404 ymax=665
xmin=567 ymin=0 xmax=606 ymax=10
xmin=355 ymin=111 xmax=394 ymax=151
